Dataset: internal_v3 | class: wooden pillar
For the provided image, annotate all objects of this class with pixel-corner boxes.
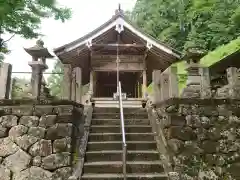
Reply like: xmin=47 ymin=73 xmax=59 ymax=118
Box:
xmin=89 ymin=70 xmax=94 ymax=96
xmin=93 ymin=71 xmax=97 ymax=97
xmin=75 ymin=67 xmax=82 ymax=103
xmin=152 ymin=70 xmax=161 ymax=104
xmin=62 ymin=64 xmax=72 ymax=100
xmin=142 ymin=70 xmax=147 ymax=99
xmin=71 ymin=69 xmax=76 ymax=101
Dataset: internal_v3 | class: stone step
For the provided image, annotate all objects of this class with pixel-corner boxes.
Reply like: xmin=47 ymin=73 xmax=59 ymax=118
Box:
xmin=83 ymin=161 xmax=164 ymax=174
xmin=82 ymin=173 xmax=168 ymax=180
xmin=87 ymin=141 xmax=157 ymax=151
xmin=90 ymin=125 xmax=152 ymax=133
xmin=85 ymin=150 xmax=159 ymax=162
xmin=93 ymin=107 xmax=146 ymax=114
xmin=92 ymin=113 xmax=148 ymax=119
xmin=88 ymin=133 xmax=155 ymax=142
xmin=91 ymin=118 xmax=150 ymax=125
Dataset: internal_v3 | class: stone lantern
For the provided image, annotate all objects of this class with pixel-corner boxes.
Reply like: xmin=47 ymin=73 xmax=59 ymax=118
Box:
xmin=24 ymin=40 xmax=54 ymax=99
xmin=181 ymin=47 xmax=207 ymax=98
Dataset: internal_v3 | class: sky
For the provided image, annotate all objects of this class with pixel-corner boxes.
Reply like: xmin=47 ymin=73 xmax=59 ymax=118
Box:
xmin=5 ymin=0 xmax=137 ymax=79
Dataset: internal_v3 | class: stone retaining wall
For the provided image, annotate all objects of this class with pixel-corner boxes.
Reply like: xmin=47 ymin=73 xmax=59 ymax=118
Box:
xmin=0 ymin=99 xmax=84 ymax=180
xmin=150 ymin=98 xmax=240 ymax=180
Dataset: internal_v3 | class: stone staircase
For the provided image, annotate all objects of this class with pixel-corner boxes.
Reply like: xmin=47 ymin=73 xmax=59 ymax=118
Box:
xmin=81 ymin=107 xmax=168 ymax=180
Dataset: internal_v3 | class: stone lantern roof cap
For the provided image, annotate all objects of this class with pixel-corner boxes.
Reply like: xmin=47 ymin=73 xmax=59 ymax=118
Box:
xmin=24 ymin=40 xmax=54 ymax=58
xmin=184 ymin=46 xmax=207 ymax=63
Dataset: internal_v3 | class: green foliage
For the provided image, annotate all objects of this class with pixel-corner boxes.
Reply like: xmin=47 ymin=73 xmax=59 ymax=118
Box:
xmin=0 ymin=0 xmax=72 ymax=60
xmin=11 ymin=77 xmax=31 ymax=98
xmin=176 ymin=38 xmax=240 ymax=93
xmin=130 ymin=0 xmax=240 ymax=52
xmin=131 ymin=0 xmax=240 ymax=95
xmin=147 ymin=38 xmax=240 ymax=94
xmin=47 ymin=60 xmax=63 ymax=98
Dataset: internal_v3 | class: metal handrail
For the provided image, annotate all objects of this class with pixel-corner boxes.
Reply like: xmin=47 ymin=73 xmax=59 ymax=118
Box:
xmin=118 ymin=81 xmax=127 ymax=180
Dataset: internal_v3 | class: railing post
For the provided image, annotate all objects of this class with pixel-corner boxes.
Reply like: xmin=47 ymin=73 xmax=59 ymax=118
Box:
xmin=62 ymin=64 xmax=72 ymax=100
xmin=159 ymin=67 xmax=179 ymax=101
xmin=118 ymin=81 xmax=127 ymax=180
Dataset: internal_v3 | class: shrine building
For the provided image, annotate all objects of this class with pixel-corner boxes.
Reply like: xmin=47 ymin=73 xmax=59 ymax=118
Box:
xmin=54 ymin=7 xmax=181 ymax=105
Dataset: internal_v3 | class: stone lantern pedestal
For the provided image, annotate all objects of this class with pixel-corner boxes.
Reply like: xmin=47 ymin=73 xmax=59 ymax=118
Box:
xmin=28 ymin=61 xmax=48 ymax=99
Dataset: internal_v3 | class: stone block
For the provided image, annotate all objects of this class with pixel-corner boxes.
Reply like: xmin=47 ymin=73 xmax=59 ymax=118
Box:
xmin=168 ymin=126 xmax=197 ymax=141
xmin=41 ymin=152 xmax=71 ymax=170
xmin=29 ymin=139 xmax=52 ymax=157
xmin=15 ymin=135 xmax=38 ymax=151
xmin=0 ymin=63 xmax=12 ymax=99
xmin=13 ymin=166 xmax=53 ymax=180
xmin=46 ymin=123 xmax=73 ymax=140
xmin=207 ymin=127 xmax=221 ymax=141
xmin=33 ymin=156 xmax=42 ymax=167
xmin=0 ymin=165 xmax=11 ymax=180
xmin=34 ymin=106 xmax=54 ymax=116
xmin=56 ymin=114 xmax=72 ymax=123
xmin=0 ymin=115 xmax=18 ymax=128
xmin=169 ymin=115 xmax=186 ymax=127
xmin=11 ymin=106 xmax=33 ymax=116
xmin=53 ymin=137 xmax=71 ymax=153
xmin=53 ymin=167 xmax=72 ymax=180
xmin=202 ymin=141 xmax=218 ymax=153
xmin=9 ymin=125 xmax=28 ymax=140
xmin=19 ymin=116 xmax=39 ymax=127
xmin=0 ymin=137 xmax=19 ymax=157
xmin=39 ymin=115 xmax=56 ymax=128
xmin=28 ymin=127 xmax=46 ymax=138
xmin=0 ymin=125 xmax=8 ymax=138
xmin=227 ymin=162 xmax=240 ymax=179
xmin=55 ymin=105 xmax=74 ymax=115
xmin=167 ymin=139 xmax=184 ymax=154
xmin=3 ymin=149 xmax=31 ymax=174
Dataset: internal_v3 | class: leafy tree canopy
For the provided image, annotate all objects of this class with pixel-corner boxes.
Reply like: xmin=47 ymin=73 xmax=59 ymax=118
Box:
xmin=130 ymin=0 xmax=240 ymax=52
xmin=0 ymin=0 xmax=72 ymax=60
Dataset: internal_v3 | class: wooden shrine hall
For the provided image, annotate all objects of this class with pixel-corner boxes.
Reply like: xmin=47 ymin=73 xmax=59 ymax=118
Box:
xmin=54 ymin=7 xmax=181 ymax=105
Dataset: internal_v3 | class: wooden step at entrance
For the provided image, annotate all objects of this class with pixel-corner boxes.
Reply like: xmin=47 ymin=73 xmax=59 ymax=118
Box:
xmin=88 ymin=133 xmax=155 ymax=142
xmin=83 ymin=161 xmax=164 ymax=174
xmin=87 ymin=141 xmax=157 ymax=151
xmin=90 ymin=125 xmax=152 ymax=133
xmin=82 ymin=173 xmax=168 ymax=180
xmin=85 ymin=150 xmax=159 ymax=162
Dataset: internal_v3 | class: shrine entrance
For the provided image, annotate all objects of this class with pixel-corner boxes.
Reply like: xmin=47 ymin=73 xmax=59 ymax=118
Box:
xmin=94 ymin=72 xmax=142 ymax=98
xmin=54 ymin=7 xmax=181 ymax=104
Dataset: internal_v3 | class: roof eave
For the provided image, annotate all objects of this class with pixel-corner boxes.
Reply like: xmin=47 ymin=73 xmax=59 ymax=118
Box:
xmin=54 ymin=13 xmax=182 ymax=59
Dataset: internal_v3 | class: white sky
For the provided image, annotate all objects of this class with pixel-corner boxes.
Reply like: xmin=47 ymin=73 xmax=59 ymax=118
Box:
xmin=5 ymin=0 xmax=136 ymax=79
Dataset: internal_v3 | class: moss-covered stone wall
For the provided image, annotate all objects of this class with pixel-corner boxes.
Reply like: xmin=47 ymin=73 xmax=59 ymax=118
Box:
xmin=151 ymin=98 xmax=240 ymax=180
xmin=0 ymin=99 xmax=84 ymax=180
